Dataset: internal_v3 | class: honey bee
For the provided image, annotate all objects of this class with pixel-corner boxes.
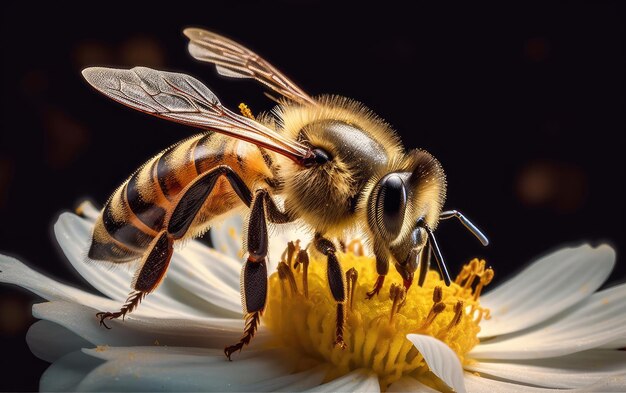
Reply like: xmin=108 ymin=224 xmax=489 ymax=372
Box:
xmin=81 ymin=28 xmax=488 ymax=360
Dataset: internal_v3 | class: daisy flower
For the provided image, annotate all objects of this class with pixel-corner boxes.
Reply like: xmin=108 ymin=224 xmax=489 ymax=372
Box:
xmin=1 ymin=201 xmax=625 ymax=392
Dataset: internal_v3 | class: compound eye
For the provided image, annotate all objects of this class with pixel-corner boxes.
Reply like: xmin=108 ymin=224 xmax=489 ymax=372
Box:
xmin=374 ymin=173 xmax=407 ymax=238
xmin=302 ymin=147 xmax=332 ymax=168
xmin=312 ymin=148 xmax=331 ymax=164
xmin=302 ymin=147 xmax=331 ymax=167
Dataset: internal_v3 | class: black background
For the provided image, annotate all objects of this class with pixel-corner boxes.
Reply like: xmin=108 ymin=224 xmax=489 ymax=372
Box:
xmin=1 ymin=2 xmax=624 ymax=391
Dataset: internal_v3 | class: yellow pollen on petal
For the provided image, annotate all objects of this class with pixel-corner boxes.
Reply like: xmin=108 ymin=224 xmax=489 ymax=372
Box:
xmin=263 ymin=245 xmax=493 ymax=390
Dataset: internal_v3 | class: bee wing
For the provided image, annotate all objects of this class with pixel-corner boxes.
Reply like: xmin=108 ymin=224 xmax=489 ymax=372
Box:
xmin=82 ymin=66 xmax=311 ymax=163
xmin=184 ymin=28 xmax=316 ymax=106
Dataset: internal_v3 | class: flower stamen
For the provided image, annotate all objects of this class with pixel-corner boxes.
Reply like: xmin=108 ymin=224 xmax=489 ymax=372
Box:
xmin=462 ymin=259 xmax=482 ymax=290
xmin=450 ymin=300 xmax=464 ymax=328
xmin=389 ymin=283 xmax=406 ymax=323
xmin=265 ymin=247 xmax=493 ymax=389
xmin=473 ymin=268 xmax=494 ymax=301
xmin=296 ymin=248 xmax=310 ymax=298
xmin=419 ymin=301 xmax=447 ymax=332
xmin=432 ymin=285 xmax=443 ymax=303
xmin=346 ymin=267 xmax=358 ymax=311
xmin=472 ymin=306 xmax=490 ymax=324
xmin=282 ymin=240 xmax=300 ymax=268
xmin=438 ymin=300 xmax=464 ymax=340
xmin=277 ymin=261 xmax=298 ymax=296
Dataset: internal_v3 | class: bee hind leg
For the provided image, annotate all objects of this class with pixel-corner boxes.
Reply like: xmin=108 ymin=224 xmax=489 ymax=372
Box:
xmin=314 ymin=233 xmax=347 ymax=349
xmin=97 ymin=230 xmax=174 ymax=328
xmin=96 ymin=291 xmax=146 ymax=329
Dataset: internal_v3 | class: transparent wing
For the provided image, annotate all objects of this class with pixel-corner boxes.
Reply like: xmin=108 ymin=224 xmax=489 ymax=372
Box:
xmin=82 ymin=66 xmax=312 ymax=163
xmin=184 ymin=28 xmax=316 ymax=106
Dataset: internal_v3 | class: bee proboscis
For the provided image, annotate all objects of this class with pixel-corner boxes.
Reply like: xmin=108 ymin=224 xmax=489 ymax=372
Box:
xmin=82 ymin=28 xmax=488 ymax=359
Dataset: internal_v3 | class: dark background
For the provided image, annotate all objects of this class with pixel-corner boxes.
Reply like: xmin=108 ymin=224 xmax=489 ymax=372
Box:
xmin=1 ymin=1 xmax=624 ymax=391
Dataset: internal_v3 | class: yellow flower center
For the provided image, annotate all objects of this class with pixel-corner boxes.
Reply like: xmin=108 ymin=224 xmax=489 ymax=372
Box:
xmin=264 ymin=242 xmax=493 ymax=390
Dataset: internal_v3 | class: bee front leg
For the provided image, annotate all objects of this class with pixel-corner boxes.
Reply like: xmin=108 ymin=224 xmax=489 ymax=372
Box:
xmin=366 ymin=248 xmax=389 ymax=299
xmin=314 ymin=233 xmax=347 ymax=349
xmin=417 ymin=241 xmax=432 ymax=287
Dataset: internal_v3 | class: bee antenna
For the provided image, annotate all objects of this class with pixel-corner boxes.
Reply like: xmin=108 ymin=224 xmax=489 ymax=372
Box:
xmin=419 ymin=222 xmax=452 ymax=286
xmin=439 ymin=210 xmax=489 ymax=246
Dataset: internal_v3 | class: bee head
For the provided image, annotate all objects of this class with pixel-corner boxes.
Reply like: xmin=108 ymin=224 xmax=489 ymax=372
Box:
xmin=365 ymin=149 xmax=447 ymax=287
xmin=367 ymin=150 xmax=446 ymax=243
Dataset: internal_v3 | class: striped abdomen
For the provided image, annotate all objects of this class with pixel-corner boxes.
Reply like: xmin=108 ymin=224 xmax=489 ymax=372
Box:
xmin=88 ymin=132 xmax=276 ymax=263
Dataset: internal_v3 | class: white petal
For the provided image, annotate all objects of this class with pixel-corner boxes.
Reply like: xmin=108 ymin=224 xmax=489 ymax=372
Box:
xmin=387 ymin=376 xmax=440 ymax=392
xmin=304 ymin=368 xmax=380 ymax=393
xmin=77 ymin=346 xmax=300 ymax=392
xmin=463 ymin=373 xmax=557 ymax=392
xmin=0 ymin=249 xmax=201 ymax=321
xmin=39 ymin=350 xmax=104 ymax=392
xmin=465 ymin=349 xmax=626 ymax=388
xmin=251 ymin=365 xmax=328 ymax=392
xmin=600 ymin=337 xmax=626 ymax=349
xmin=76 ymin=200 xmax=101 ymax=221
xmin=26 ymin=320 xmax=92 ymax=362
xmin=210 ymin=212 xmax=246 ymax=261
xmin=0 ymin=253 xmax=115 ymax=307
xmin=471 ymin=283 xmax=626 ymax=359
xmin=479 ymin=244 xmax=615 ymax=338
xmin=32 ymin=301 xmax=267 ymax=350
xmin=569 ymin=373 xmax=626 ymax=392
xmin=166 ymin=240 xmax=243 ymax=317
xmin=464 ymin=372 xmax=626 ymax=393
xmin=43 ymin=347 xmax=303 ymax=392
xmin=406 ymin=334 xmax=466 ymax=393
xmin=54 ymin=212 xmax=237 ymax=319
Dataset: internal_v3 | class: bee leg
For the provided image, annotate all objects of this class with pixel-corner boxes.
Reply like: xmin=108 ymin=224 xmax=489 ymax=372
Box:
xmin=225 ymin=190 xmax=272 ymax=360
xmin=366 ymin=250 xmax=389 ymax=299
xmin=97 ymin=230 xmax=174 ymax=328
xmin=98 ymin=166 xmax=255 ymax=330
xmin=314 ymin=233 xmax=347 ymax=349
xmin=223 ymin=190 xmax=292 ymax=360
xmin=150 ymin=165 xmax=289 ymax=360
xmin=167 ymin=166 xmax=253 ymax=240
xmin=417 ymin=241 xmax=432 ymax=287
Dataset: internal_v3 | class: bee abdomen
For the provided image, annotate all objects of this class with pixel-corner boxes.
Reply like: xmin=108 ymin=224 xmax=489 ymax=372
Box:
xmin=125 ymin=133 xmax=214 ymax=233
xmin=89 ymin=132 xmax=273 ymax=262
xmin=89 ymin=183 xmax=156 ymax=262
xmin=126 ymin=170 xmax=167 ymax=230
xmin=156 ymin=135 xmax=207 ymax=201
xmin=102 ymin=191 xmax=155 ymax=250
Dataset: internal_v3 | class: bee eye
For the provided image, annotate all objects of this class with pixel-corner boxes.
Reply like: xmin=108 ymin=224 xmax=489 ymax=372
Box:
xmin=373 ymin=173 xmax=407 ymax=238
xmin=312 ymin=148 xmax=331 ymax=164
